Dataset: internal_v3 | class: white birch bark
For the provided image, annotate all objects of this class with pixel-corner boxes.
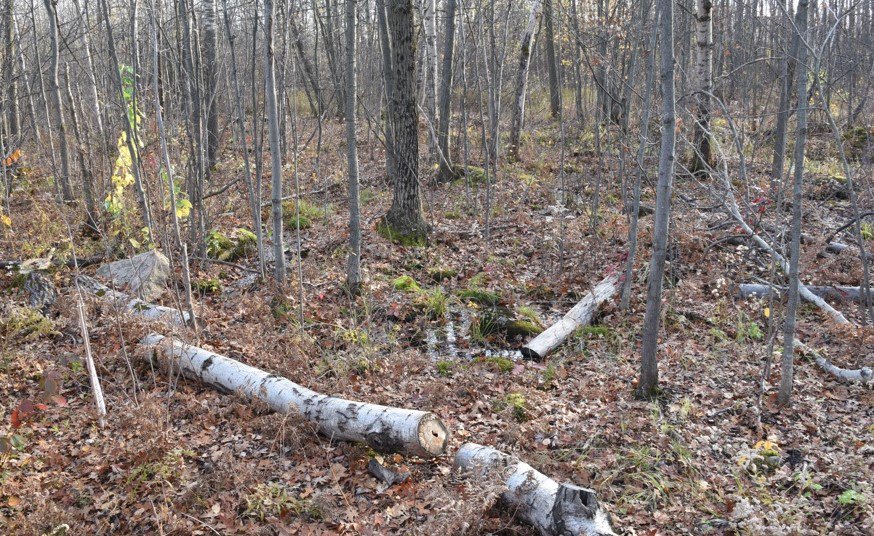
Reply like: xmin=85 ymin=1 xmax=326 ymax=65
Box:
xmin=77 ymin=275 xmax=189 ymax=326
xmin=522 ymin=273 xmax=619 ymax=360
xmin=141 ymin=334 xmax=449 ymax=457
xmin=738 ymin=283 xmax=873 ymax=305
xmin=77 ymin=300 xmax=107 ymax=427
xmin=455 ymin=443 xmax=615 ymax=536
xmin=508 ymin=0 xmax=543 ymax=160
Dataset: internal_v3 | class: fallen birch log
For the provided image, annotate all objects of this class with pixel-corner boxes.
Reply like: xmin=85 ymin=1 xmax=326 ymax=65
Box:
xmin=77 ymin=275 xmax=189 ymax=326
xmin=454 ymin=443 xmax=615 ymax=536
xmin=738 ymin=283 xmax=873 ymax=305
xmin=141 ymin=334 xmax=449 ymax=457
xmin=522 ymin=273 xmax=619 ymax=360
xmin=795 ymin=339 xmax=872 ymax=384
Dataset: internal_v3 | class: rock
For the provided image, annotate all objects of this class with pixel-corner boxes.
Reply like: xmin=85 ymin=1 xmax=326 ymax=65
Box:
xmin=25 ymin=272 xmax=57 ymax=312
xmin=96 ymin=250 xmax=170 ymax=301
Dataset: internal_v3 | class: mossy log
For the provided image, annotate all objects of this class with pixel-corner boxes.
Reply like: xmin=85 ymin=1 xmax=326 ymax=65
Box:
xmin=455 ymin=443 xmax=615 ymax=536
xmin=141 ymin=334 xmax=449 ymax=457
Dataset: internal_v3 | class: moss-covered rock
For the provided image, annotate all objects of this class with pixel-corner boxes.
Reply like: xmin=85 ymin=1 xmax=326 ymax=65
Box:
xmin=504 ymin=319 xmax=543 ymax=338
xmin=458 ymin=288 xmax=501 ymax=306
xmin=391 ymin=275 xmax=422 ymax=293
xmin=1 ymin=304 xmax=56 ymax=341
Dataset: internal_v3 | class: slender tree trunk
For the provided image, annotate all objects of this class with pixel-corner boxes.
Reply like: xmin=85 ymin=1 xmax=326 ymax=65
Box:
xmin=375 ymin=0 xmax=396 ymax=180
xmin=420 ymin=0 xmax=438 ymax=155
xmin=345 ymin=0 xmax=362 ymax=291
xmin=62 ymin=64 xmax=98 ymax=232
xmin=770 ymin=1 xmax=799 ymax=187
xmin=690 ymin=0 xmax=713 ymax=174
xmin=543 ymin=0 xmax=561 ymax=119
xmin=621 ymin=5 xmax=659 ymax=310
xmin=778 ymin=0 xmax=810 ymax=407
xmin=265 ymin=0 xmax=286 ymax=283
xmin=222 ymin=0 xmax=265 ymax=278
xmin=43 ymin=0 xmax=73 ymax=202
xmin=380 ymin=0 xmax=427 ymax=245
xmin=639 ymin=0 xmax=677 ymax=398
xmin=2 ymin=0 xmax=19 ymax=141
xmin=71 ymin=0 xmax=105 ymax=149
xmin=436 ymin=0 xmax=458 ymax=181
xmin=508 ymin=0 xmax=542 ymax=161
xmin=202 ymin=0 xmax=220 ymax=169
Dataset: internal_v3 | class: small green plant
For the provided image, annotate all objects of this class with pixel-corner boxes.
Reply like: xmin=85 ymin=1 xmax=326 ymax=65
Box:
xmin=516 ymin=305 xmax=544 ymax=328
xmin=580 ymin=325 xmax=611 ymax=337
xmin=483 ymin=356 xmax=514 ymax=373
xmin=541 ymin=363 xmax=557 ymax=389
xmin=861 ymin=222 xmax=874 ymax=240
xmin=436 ymin=360 xmax=453 ymax=377
xmin=283 ymin=199 xmax=330 ymax=230
xmin=243 ymin=482 xmax=321 ymax=521
xmin=422 ymin=288 xmax=447 ymax=319
xmin=360 ymin=188 xmax=377 ymax=205
xmin=736 ymin=312 xmax=764 ymax=343
xmin=709 ymin=327 xmax=728 ymax=342
xmin=505 ymin=392 xmax=527 ymax=421
xmin=471 ymin=313 xmax=501 ymax=342
xmin=392 ymin=275 xmax=421 ymax=293
xmin=335 ymin=326 xmax=370 ymax=347
xmin=458 ymin=288 xmax=501 ymax=306
xmin=193 ymin=277 xmax=222 ymax=294
xmin=838 ymin=489 xmax=863 ymax=507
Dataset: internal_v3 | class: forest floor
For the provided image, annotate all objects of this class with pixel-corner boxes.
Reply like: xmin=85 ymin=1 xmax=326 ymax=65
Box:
xmin=1 ymin=119 xmax=872 ymax=535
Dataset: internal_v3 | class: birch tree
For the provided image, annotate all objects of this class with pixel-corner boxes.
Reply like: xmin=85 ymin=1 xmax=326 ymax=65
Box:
xmin=508 ymin=0 xmax=542 ymax=162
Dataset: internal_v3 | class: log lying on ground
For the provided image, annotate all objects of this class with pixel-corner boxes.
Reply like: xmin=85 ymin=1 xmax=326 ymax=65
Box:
xmin=454 ymin=443 xmax=615 ymax=536
xmin=522 ymin=273 xmax=619 ymax=360
xmin=795 ymin=339 xmax=872 ymax=384
xmin=738 ymin=283 xmax=873 ymax=305
xmin=77 ymin=275 xmax=189 ymax=326
xmin=141 ymin=334 xmax=449 ymax=457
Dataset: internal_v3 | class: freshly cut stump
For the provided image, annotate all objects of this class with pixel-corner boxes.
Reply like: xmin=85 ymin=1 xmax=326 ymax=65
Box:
xmin=141 ymin=334 xmax=449 ymax=457
xmin=455 ymin=443 xmax=615 ymax=536
xmin=77 ymin=275 xmax=189 ymax=326
xmin=522 ymin=273 xmax=619 ymax=360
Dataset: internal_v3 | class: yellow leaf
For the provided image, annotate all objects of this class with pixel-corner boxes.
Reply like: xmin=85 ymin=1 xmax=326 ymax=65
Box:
xmin=763 ymin=307 xmax=770 ymax=318
xmin=1 ymin=214 xmax=11 ymax=227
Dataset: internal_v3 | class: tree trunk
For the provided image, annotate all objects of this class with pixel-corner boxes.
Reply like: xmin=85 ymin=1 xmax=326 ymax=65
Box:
xmin=345 ymin=0 xmax=362 ymax=291
xmin=508 ymin=0 xmax=542 ymax=161
xmin=436 ymin=0 xmax=458 ymax=182
xmin=778 ymin=0 xmax=810 ymax=407
xmin=202 ymin=0 xmax=220 ymax=169
xmin=142 ymin=334 xmax=449 ymax=457
xmin=454 ymin=443 xmax=616 ymax=536
xmin=71 ymin=0 xmax=104 ymax=147
xmin=522 ymin=273 xmax=619 ymax=360
xmin=2 ymin=0 xmax=19 ymax=141
xmin=265 ymin=0 xmax=286 ymax=283
xmin=420 ymin=0 xmax=438 ymax=155
xmin=639 ymin=0 xmax=677 ymax=398
xmin=43 ymin=0 xmax=73 ymax=202
xmin=543 ymin=0 xmax=561 ymax=119
xmin=690 ymin=0 xmax=713 ymax=174
xmin=380 ymin=0 xmax=427 ymax=245
xmin=770 ymin=5 xmax=799 ymax=187
xmin=62 ymin=64 xmax=99 ymax=232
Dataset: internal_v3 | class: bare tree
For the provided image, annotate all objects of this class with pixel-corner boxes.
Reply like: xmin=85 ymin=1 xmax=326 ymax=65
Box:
xmin=639 ymin=0 xmax=677 ymax=398
xmin=778 ymin=0 xmax=811 ymax=407
xmin=265 ymin=0 xmax=286 ymax=283
xmin=690 ymin=0 xmax=713 ymax=174
xmin=345 ymin=0 xmax=362 ymax=291
xmin=43 ymin=0 xmax=73 ymax=202
xmin=436 ymin=0 xmax=458 ymax=182
xmin=508 ymin=0 xmax=542 ymax=162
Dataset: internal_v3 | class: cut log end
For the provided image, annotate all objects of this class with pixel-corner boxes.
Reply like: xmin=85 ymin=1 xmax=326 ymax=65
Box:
xmin=520 ymin=347 xmax=543 ymax=361
xmin=417 ymin=413 xmax=449 ymax=457
xmin=552 ymin=483 xmax=615 ymax=536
